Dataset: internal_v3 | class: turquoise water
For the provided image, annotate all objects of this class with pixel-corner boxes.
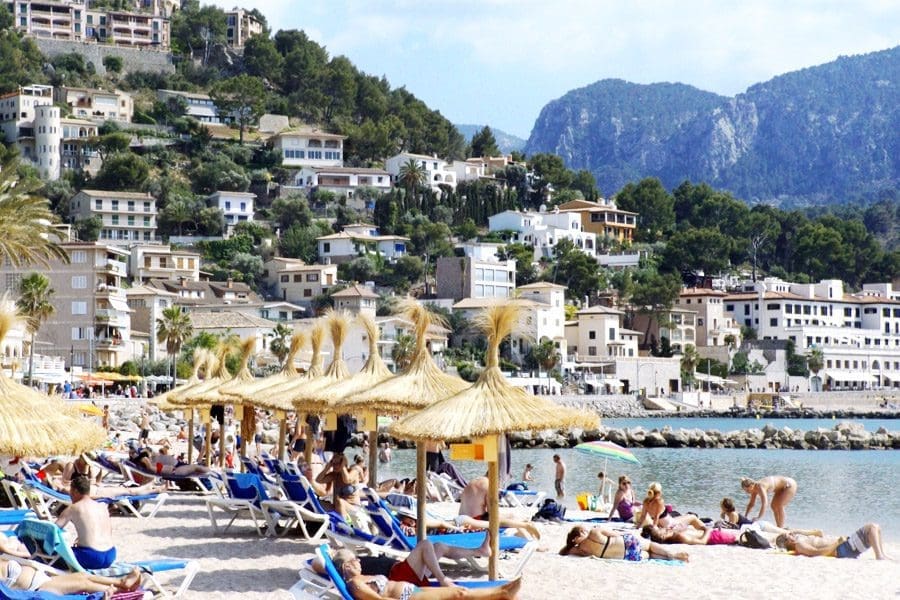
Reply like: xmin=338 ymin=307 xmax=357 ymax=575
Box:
xmin=604 ymin=417 xmax=900 ymax=433
xmin=373 ymin=447 xmax=900 ymax=540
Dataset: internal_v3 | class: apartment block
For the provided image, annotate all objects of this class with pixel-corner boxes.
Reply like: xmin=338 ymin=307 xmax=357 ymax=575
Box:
xmin=225 ymin=7 xmax=264 ymax=49
xmin=125 ymin=283 xmax=177 ymax=361
xmin=262 ymin=257 xmax=338 ymax=305
xmin=0 ymin=242 xmax=134 ymax=369
xmin=271 ymin=127 xmax=345 ymax=169
xmin=69 ymin=189 xmax=158 ymax=244
xmin=435 ymin=242 xmax=515 ymax=302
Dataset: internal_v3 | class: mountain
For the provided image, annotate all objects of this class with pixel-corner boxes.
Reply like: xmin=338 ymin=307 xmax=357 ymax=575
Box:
xmin=455 ymin=124 xmax=527 ymax=154
xmin=525 ymin=46 xmax=900 ymax=205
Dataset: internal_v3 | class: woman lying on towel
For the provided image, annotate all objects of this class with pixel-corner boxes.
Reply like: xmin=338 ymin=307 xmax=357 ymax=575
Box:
xmin=328 ymin=542 xmax=521 ymax=599
xmin=560 ymin=525 xmax=690 ymax=562
xmin=0 ymin=558 xmax=141 ymax=596
xmin=642 ymin=524 xmax=739 ymax=546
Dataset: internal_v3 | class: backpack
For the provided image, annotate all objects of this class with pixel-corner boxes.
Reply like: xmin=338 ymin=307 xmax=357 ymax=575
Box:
xmin=532 ymin=498 xmax=566 ymax=522
xmin=739 ymin=529 xmax=771 ymax=549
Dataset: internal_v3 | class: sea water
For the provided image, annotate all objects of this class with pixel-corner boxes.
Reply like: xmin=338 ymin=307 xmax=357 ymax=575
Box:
xmin=604 ymin=417 xmax=900 ymax=433
xmin=373 ymin=446 xmax=900 ymax=540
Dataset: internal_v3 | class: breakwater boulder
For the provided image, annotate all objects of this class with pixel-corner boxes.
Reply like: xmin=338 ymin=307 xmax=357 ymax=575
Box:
xmin=503 ymin=422 xmax=900 ymax=450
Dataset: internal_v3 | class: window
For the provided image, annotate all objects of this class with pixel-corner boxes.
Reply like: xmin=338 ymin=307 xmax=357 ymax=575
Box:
xmin=94 ymin=199 xmax=102 ymax=210
xmin=609 ymin=328 xmax=615 ymax=341
xmin=144 ymin=217 xmax=150 ymax=226
xmin=71 ymin=327 xmax=87 ymax=341
xmin=225 ymin=201 xmax=231 ymax=210
xmin=71 ymin=301 xmax=87 ymax=315
xmin=769 ymin=318 xmax=778 ymax=326
xmin=111 ymin=200 xmax=118 ymax=210
xmin=588 ymin=330 xmax=596 ymax=340
xmin=280 ymin=275 xmax=289 ymax=283
xmin=127 ymin=216 xmax=134 ymax=226
xmin=111 ymin=215 xmax=119 ymax=225
xmin=127 ymin=201 xmax=135 ymax=211
xmin=4 ymin=273 xmax=22 ymax=292
xmin=303 ymin=288 xmax=312 ymax=297
xmin=293 ymin=274 xmax=302 ymax=282
xmin=306 ymin=273 xmax=319 ymax=282
xmin=323 ymin=242 xmax=330 ymax=253
xmin=71 ymin=250 xmax=87 ymax=263
xmin=767 ymin=303 xmax=781 ymax=310
xmin=587 ymin=346 xmax=597 ymax=356
xmin=240 ymin=202 xmax=246 ymax=212
xmin=71 ymin=275 xmax=87 ymax=289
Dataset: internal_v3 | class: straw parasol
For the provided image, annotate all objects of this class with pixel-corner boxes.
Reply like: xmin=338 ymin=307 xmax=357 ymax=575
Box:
xmin=253 ymin=320 xmax=327 ymax=411
xmin=152 ymin=348 xmax=214 ymax=411
xmin=320 ymin=312 xmax=394 ymax=486
xmin=223 ymin=329 xmax=308 ymax=459
xmin=390 ymin=303 xmax=599 ymax=578
xmin=285 ymin=309 xmax=351 ymax=415
xmin=345 ymin=300 xmax=470 ymax=539
xmin=0 ymin=305 xmax=105 ymax=456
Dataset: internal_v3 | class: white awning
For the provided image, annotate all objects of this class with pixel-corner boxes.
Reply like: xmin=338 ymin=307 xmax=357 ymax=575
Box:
xmin=108 ymin=297 xmax=132 ymax=313
xmin=822 ymin=370 xmax=877 ymax=383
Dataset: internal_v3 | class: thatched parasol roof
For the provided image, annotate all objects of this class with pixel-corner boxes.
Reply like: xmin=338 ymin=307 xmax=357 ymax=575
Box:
xmin=286 ymin=309 xmax=351 ymax=413
xmin=152 ymin=348 xmax=214 ymax=411
xmin=323 ymin=312 xmax=393 ymax=412
xmin=341 ymin=300 xmax=469 ymax=416
xmin=166 ymin=340 xmax=237 ymax=408
xmin=222 ymin=329 xmax=307 ymax=405
xmin=253 ymin=320 xmax=327 ymax=411
xmin=389 ymin=302 xmax=599 ymax=441
xmin=188 ymin=337 xmax=257 ymax=404
xmin=0 ymin=305 xmax=105 ymax=456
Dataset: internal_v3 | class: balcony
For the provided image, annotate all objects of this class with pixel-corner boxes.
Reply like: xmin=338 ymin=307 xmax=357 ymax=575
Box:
xmin=94 ymin=336 xmax=123 ymax=349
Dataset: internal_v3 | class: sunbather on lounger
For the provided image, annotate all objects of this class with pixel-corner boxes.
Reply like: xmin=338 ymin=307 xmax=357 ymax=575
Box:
xmin=458 ymin=477 xmax=541 ymax=540
xmin=1 ymin=558 xmax=141 ymax=596
xmin=327 ymin=540 xmax=522 ymax=599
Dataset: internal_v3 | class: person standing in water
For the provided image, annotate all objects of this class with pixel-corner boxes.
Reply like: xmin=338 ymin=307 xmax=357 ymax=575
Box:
xmin=553 ymin=454 xmax=566 ymax=499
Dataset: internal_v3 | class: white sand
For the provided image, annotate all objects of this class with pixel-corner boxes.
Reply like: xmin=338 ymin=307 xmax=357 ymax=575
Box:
xmin=100 ymin=497 xmax=900 ymax=600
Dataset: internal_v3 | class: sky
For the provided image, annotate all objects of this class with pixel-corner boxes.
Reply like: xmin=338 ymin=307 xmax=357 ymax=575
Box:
xmin=210 ymin=1 xmax=900 ymax=139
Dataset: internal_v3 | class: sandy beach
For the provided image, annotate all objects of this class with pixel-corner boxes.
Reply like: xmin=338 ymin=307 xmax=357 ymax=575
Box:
xmin=100 ymin=496 xmax=899 ymax=600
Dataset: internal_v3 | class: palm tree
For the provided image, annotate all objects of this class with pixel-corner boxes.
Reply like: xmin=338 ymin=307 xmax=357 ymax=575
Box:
xmin=397 ymin=158 xmax=426 ymax=211
xmin=0 ymin=157 xmax=68 ymax=268
xmin=269 ymin=323 xmax=292 ymax=367
xmin=391 ymin=333 xmax=416 ymax=372
xmin=531 ymin=339 xmax=560 ymax=372
xmin=680 ymin=344 xmax=700 ymax=390
xmin=807 ymin=347 xmax=824 ymax=391
xmin=156 ymin=305 xmax=193 ymax=389
xmin=16 ymin=273 xmax=55 ymax=386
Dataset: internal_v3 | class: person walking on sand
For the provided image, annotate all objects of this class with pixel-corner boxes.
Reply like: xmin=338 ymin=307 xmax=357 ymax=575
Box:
xmin=741 ymin=475 xmax=797 ymax=528
xmin=55 ymin=476 xmax=116 ymax=569
xmin=553 ymin=454 xmax=566 ymax=499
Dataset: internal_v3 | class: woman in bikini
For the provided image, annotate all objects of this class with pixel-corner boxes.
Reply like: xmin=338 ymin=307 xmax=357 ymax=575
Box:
xmin=332 ymin=545 xmax=522 ymax=599
xmin=1 ymin=557 xmax=141 ymax=596
xmin=741 ymin=475 xmax=797 ymax=528
xmin=634 ymin=483 xmax=706 ymax=531
xmin=560 ymin=525 xmax=689 ymax=562
xmin=608 ymin=475 xmax=640 ymax=521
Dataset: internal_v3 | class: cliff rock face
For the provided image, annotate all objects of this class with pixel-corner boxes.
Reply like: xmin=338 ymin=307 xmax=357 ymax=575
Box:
xmin=525 ymin=46 xmax=900 ymax=205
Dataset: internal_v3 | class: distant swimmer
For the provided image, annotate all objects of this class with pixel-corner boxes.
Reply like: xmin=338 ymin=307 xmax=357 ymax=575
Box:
xmin=741 ymin=475 xmax=797 ymax=528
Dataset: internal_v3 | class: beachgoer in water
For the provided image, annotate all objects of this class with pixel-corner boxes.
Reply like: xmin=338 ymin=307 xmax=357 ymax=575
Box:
xmin=0 ymin=558 xmax=141 ymax=596
xmin=522 ymin=464 xmax=534 ymax=483
xmin=741 ymin=475 xmax=797 ymax=528
xmin=560 ymin=524 xmax=689 ymax=562
xmin=55 ymin=476 xmax=116 ymax=569
xmin=553 ymin=454 xmax=566 ymax=499
xmin=378 ymin=442 xmax=392 ymax=464
xmin=609 ymin=475 xmax=640 ymax=521
xmin=776 ymin=523 xmax=890 ymax=560
xmin=330 ymin=540 xmax=522 ymax=599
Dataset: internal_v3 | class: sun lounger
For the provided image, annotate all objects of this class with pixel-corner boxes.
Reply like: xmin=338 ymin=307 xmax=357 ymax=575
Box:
xmin=206 ymin=471 xmax=294 ymax=536
xmin=259 ymin=476 xmax=332 ymax=540
xmin=118 ymin=460 xmax=222 ymax=496
xmin=289 ymin=544 xmax=513 ymax=600
xmin=21 ymin=480 xmax=169 ymax=521
xmin=0 ymin=578 xmax=105 ymax=600
xmin=501 ymin=484 xmax=546 ymax=508
xmin=13 ymin=518 xmax=199 ymax=598
xmin=80 ymin=452 xmax=127 ymax=484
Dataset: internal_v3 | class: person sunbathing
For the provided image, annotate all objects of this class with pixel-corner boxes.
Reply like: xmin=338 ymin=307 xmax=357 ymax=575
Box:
xmin=560 ymin=525 xmax=689 ymax=562
xmin=0 ymin=558 xmax=141 ymax=597
xmin=328 ymin=542 xmax=521 ymax=599
xmin=643 ymin=524 xmax=738 ymax=546
xmin=775 ymin=523 xmax=890 ymax=560
xmin=718 ymin=497 xmax=822 ymax=536
xmin=634 ymin=482 xmax=705 ymax=532
xmin=458 ymin=477 xmax=541 ymax=540
xmin=56 ymin=476 xmax=116 ymax=569
xmin=133 ymin=447 xmax=211 ymax=478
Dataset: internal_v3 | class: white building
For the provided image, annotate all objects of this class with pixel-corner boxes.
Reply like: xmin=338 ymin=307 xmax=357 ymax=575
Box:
xmin=157 ymin=89 xmax=225 ymax=124
xmin=53 ymin=87 xmax=133 ymax=123
xmin=262 ymin=258 xmax=338 ymax=305
xmin=69 ymin=189 xmax=158 ymax=244
xmin=271 ymin=128 xmax=345 ymax=169
xmin=316 ymin=224 xmax=408 ymax=265
xmin=207 ymin=190 xmax=255 ymax=232
xmin=224 ymin=7 xmax=264 ymax=49
xmin=384 ymin=152 xmax=456 ymax=192
xmin=488 ymin=209 xmax=597 ymax=261
xmin=188 ymin=311 xmax=277 ymax=355
xmin=127 ymin=244 xmax=201 ymax=283
xmin=291 ymin=166 xmax=391 ymax=204
xmin=435 ymin=242 xmax=515 ymax=301
xmin=724 ymin=278 xmax=900 ymax=390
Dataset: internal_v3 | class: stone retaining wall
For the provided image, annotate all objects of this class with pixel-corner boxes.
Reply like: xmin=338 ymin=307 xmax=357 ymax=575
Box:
xmin=33 ymin=39 xmax=174 ymax=75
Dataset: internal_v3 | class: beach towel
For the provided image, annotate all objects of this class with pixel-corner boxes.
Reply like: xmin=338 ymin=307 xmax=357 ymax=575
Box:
xmin=0 ymin=581 xmax=104 ymax=600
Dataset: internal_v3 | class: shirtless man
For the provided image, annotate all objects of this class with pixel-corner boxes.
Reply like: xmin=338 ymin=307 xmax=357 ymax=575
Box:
xmin=553 ymin=454 xmax=566 ymax=499
xmin=776 ymin=523 xmax=890 ymax=560
xmin=458 ymin=476 xmax=540 ymax=540
xmin=139 ymin=410 xmax=151 ymax=444
xmin=55 ymin=476 xmax=117 ymax=569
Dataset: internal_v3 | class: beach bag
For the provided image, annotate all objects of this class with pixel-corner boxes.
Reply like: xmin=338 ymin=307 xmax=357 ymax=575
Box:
xmin=739 ymin=529 xmax=771 ymax=549
xmin=533 ymin=498 xmax=566 ymax=522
